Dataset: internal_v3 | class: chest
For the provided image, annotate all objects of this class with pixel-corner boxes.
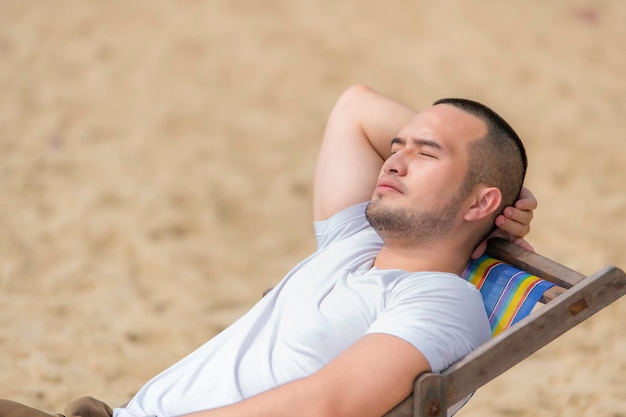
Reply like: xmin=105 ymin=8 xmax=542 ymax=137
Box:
xmin=273 ymin=255 xmax=397 ymax=362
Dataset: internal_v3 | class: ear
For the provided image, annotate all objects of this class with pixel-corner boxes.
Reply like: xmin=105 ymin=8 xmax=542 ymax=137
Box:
xmin=464 ymin=186 xmax=502 ymax=221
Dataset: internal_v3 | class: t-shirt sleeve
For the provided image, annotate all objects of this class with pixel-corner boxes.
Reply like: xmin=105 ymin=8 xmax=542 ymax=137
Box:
xmin=365 ymin=273 xmax=491 ymax=373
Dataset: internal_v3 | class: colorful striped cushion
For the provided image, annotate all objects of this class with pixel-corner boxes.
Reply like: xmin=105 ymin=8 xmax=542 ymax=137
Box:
xmin=462 ymin=255 xmax=556 ymax=337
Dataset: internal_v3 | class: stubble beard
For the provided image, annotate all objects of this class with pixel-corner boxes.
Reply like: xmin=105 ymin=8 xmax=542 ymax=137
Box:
xmin=365 ymin=194 xmax=464 ymax=247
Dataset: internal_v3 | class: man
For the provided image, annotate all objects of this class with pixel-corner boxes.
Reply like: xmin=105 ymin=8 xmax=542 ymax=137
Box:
xmin=0 ymin=85 xmax=536 ymax=417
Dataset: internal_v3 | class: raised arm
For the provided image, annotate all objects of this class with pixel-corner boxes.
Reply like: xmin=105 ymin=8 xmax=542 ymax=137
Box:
xmin=314 ymin=84 xmax=538 ymax=247
xmin=313 ymin=84 xmax=417 ymax=221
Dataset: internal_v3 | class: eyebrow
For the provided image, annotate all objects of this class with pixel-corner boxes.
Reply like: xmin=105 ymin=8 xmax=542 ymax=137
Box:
xmin=390 ymin=137 xmax=444 ymax=151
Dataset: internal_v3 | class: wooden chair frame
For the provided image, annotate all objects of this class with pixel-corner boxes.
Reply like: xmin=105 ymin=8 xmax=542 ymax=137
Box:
xmin=384 ymin=238 xmax=626 ymax=417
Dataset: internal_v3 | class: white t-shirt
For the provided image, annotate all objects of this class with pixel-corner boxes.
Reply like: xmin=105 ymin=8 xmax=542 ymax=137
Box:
xmin=115 ymin=203 xmax=490 ymax=417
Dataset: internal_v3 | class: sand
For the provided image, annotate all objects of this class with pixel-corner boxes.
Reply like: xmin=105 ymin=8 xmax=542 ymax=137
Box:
xmin=0 ymin=1 xmax=624 ymax=416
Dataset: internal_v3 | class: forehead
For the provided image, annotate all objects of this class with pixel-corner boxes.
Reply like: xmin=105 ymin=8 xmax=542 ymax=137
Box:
xmin=397 ymin=104 xmax=487 ymax=148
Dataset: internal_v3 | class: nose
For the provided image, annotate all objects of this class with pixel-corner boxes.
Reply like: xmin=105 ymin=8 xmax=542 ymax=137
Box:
xmin=383 ymin=149 xmax=408 ymax=176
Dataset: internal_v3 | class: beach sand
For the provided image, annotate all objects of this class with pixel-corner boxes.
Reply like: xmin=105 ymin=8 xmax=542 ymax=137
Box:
xmin=0 ymin=1 xmax=624 ymax=416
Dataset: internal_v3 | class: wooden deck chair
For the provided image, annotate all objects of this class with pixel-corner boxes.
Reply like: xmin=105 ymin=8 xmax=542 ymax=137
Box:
xmin=383 ymin=238 xmax=626 ymax=417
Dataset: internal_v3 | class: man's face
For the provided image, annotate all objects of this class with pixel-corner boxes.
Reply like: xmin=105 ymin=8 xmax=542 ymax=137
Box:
xmin=366 ymin=104 xmax=487 ymax=246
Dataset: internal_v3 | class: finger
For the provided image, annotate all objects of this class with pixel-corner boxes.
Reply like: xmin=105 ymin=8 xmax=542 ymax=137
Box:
xmin=495 ymin=214 xmax=530 ymax=239
xmin=502 ymin=205 xmax=533 ymax=226
xmin=515 ymin=186 xmax=538 ymax=210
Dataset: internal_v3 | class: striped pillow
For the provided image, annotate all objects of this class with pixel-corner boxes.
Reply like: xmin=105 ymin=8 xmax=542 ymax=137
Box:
xmin=462 ymin=255 xmax=555 ymax=336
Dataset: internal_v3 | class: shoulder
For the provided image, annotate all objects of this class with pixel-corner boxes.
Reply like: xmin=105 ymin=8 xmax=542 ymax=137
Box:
xmin=314 ymin=202 xmax=377 ymax=250
xmin=369 ymin=271 xmax=491 ymax=372
xmin=391 ymin=271 xmax=487 ymax=322
xmin=390 ymin=271 xmax=483 ymax=303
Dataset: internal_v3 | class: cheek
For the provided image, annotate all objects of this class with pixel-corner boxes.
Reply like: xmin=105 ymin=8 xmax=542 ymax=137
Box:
xmin=408 ymin=164 xmax=465 ymax=200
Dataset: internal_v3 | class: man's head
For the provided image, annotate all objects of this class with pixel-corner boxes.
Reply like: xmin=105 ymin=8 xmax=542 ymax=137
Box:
xmin=366 ymin=98 xmax=527 ymax=250
xmin=434 ymin=97 xmax=527 ymax=215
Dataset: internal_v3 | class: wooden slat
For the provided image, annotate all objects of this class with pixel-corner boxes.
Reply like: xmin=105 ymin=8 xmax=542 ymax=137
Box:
xmin=441 ymin=265 xmax=626 ymax=405
xmin=540 ymin=285 xmax=567 ymax=303
xmin=383 ymin=243 xmax=626 ymax=417
xmin=385 ymin=265 xmax=626 ymax=417
xmin=486 ymin=238 xmax=585 ymax=288
xmin=414 ymin=374 xmax=447 ymax=417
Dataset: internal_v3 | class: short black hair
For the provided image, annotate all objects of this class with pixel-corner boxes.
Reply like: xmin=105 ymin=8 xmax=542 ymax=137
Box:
xmin=433 ymin=97 xmax=527 ymax=218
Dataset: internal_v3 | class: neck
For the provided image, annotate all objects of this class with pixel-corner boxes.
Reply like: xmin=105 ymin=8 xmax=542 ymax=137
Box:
xmin=373 ymin=239 xmax=472 ymax=276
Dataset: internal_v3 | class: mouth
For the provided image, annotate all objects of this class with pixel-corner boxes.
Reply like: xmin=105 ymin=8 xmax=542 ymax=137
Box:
xmin=375 ymin=177 xmax=403 ymax=194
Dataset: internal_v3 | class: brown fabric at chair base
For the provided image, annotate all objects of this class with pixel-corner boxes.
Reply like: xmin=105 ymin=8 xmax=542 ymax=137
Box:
xmin=0 ymin=399 xmax=61 ymax=417
xmin=0 ymin=397 xmax=113 ymax=417
xmin=64 ymin=397 xmax=113 ymax=417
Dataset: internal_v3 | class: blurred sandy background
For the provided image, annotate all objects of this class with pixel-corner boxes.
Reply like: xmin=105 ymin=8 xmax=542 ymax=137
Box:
xmin=0 ymin=1 xmax=624 ymax=416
